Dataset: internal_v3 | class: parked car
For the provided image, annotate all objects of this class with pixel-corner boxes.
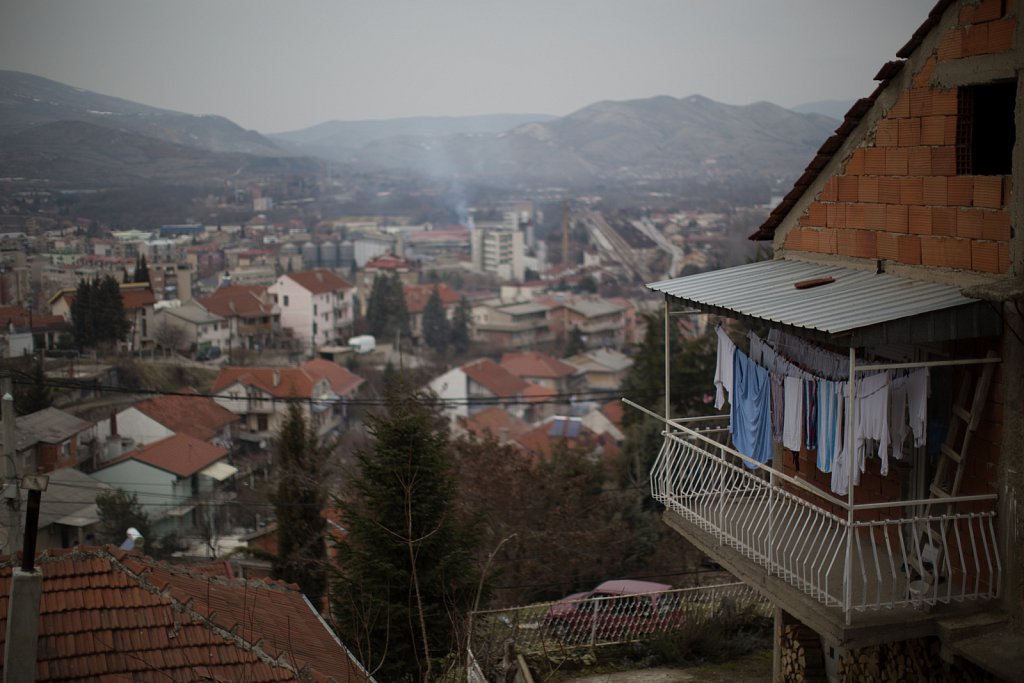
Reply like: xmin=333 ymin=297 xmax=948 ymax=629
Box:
xmin=543 ymin=579 xmax=681 ymax=643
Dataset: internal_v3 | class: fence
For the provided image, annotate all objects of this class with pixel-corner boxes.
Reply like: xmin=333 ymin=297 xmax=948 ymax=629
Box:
xmin=468 ymin=581 xmax=768 ymax=677
xmin=647 ymin=414 xmax=1001 ymax=618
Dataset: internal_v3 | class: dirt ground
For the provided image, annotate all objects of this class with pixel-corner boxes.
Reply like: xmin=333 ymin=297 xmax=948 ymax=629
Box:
xmin=558 ymin=649 xmax=772 ymax=683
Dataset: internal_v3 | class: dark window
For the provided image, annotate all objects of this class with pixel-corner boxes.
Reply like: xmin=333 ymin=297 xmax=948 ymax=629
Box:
xmin=957 ymin=81 xmax=1016 ymax=175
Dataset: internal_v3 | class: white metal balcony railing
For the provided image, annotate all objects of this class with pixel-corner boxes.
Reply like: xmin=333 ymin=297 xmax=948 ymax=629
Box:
xmin=627 ymin=402 xmax=1001 ymax=622
xmin=469 ymin=582 xmax=767 ymax=663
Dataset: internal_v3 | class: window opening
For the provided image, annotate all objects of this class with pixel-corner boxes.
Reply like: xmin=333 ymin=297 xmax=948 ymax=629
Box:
xmin=957 ymin=81 xmax=1016 ymax=175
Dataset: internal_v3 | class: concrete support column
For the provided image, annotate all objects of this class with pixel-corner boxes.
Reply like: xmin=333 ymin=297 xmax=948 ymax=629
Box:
xmin=2 ymin=568 xmax=43 ymax=683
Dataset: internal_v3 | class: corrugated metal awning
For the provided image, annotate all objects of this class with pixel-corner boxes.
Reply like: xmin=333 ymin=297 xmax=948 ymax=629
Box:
xmin=647 ymin=259 xmax=1002 ymax=346
xmin=199 ymin=461 xmax=239 ymax=482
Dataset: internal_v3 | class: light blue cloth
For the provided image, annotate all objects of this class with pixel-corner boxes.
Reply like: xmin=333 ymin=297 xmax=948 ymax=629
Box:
xmin=730 ymin=350 xmax=773 ymax=468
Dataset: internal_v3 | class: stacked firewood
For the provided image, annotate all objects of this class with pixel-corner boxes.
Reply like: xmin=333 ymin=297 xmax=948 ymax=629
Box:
xmin=836 ymin=638 xmax=993 ymax=683
xmin=780 ymin=623 xmax=826 ymax=682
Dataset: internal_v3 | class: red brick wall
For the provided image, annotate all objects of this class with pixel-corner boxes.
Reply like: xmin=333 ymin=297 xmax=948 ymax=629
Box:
xmin=784 ymin=0 xmax=1015 ymax=274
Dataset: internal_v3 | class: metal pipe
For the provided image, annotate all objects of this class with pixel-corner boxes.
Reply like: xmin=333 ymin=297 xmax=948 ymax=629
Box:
xmin=844 ymin=347 xmax=856 ymax=623
xmin=664 ymin=294 xmax=670 ymax=421
xmin=854 ymin=356 xmax=1001 ymax=372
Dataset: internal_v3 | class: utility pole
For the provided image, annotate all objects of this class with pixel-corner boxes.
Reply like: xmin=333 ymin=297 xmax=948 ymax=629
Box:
xmin=2 ymin=377 xmax=19 ymax=556
xmin=561 ymin=201 xmax=571 ymax=267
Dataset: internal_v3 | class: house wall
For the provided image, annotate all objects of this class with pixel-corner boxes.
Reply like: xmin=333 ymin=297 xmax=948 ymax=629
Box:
xmin=427 ymin=367 xmax=468 ymax=419
xmin=770 ymin=0 xmax=1023 ymax=625
xmin=92 ymin=459 xmax=178 ymax=521
xmin=778 ymin=0 xmax=1017 ymax=278
xmin=94 ymin=408 xmax=174 ymax=447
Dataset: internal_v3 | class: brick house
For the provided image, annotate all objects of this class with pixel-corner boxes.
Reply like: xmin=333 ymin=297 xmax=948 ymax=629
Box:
xmin=14 ymin=407 xmax=96 ymax=474
xmin=637 ymin=1 xmax=1024 ymax=680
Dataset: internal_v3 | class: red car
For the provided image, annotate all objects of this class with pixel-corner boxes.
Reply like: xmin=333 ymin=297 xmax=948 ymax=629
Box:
xmin=543 ymin=579 xmax=680 ymax=644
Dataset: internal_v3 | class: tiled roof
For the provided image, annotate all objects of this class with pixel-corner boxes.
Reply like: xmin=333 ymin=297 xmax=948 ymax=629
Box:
xmin=199 ymin=285 xmax=276 ymax=318
xmin=0 ymin=306 xmax=69 ymax=332
xmin=602 ymin=400 xmax=625 ymax=427
xmin=513 ymin=418 xmax=620 ymax=462
xmin=459 ymin=406 xmax=531 ymax=440
xmin=500 ymin=351 xmax=579 ymax=380
xmin=363 ymin=254 xmax=411 ymax=271
xmin=120 ymin=283 xmax=156 ymax=310
xmin=283 ymin=269 xmax=353 ymax=295
xmin=403 ymin=283 xmax=461 ymax=314
xmin=101 ymin=433 xmax=227 ymax=478
xmin=213 ymin=366 xmax=320 ymax=399
xmin=132 ymin=393 xmax=240 ymax=442
xmin=751 ymin=0 xmax=954 ymax=241
xmin=0 ymin=547 xmax=371 ymax=682
xmin=462 ymin=358 xmax=528 ymax=398
xmin=15 ymin=408 xmax=92 ymax=451
xmin=301 ymin=359 xmax=365 ymax=397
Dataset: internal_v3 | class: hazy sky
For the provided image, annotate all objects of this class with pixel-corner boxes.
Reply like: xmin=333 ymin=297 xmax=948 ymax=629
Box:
xmin=2 ymin=0 xmax=937 ymax=134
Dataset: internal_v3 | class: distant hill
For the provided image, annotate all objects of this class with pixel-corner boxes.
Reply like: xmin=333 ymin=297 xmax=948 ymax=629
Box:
xmin=0 ymin=120 xmax=320 ymax=188
xmin=271 ymin=113 xmax=556 ymax=154
xmin=0 ymin=70 xmax=284 ymax=156
xmin=336 ymin=95 xmax=838 ymax=185
xmin=790 ymin=99 xmax=855 ymax=120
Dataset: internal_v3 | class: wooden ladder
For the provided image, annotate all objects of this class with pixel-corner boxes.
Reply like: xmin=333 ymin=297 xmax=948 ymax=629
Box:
xmin=907 ymin=353 xmax=996 ymax=589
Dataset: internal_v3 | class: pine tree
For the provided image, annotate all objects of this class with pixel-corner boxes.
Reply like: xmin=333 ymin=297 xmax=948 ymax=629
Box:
xmin=450 ymin=296 xmax=471 ymax=355
xmin=135 ymin=254 xmax=150 ymax=284
xmin=269 ymin=403 xmax=329 ymax=603
xmin=70 ymin=278 xmax=96 ymax=350
xmin=332 ymin=384 xmax=480 ymax=681
xmin=421 ymin=286 xmax=450 ymax=350
xmin=96 ymin=275 xmax=130 ymax=344
xmin=14 ymin=359 xmax=52 ymax=416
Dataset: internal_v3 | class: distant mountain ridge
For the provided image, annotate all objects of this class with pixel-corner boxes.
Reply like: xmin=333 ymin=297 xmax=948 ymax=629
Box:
xmin=0 ymin=70 xmax=839 ymax=190
xmin=325 ymin=94 xmax=839 ymax=185
xmin=0 ymin=70 xmax=284 ymax=156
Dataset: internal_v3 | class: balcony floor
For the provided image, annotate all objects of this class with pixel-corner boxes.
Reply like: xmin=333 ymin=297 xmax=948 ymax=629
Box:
xmin=663 ymin=503 xmax=996 ymax=650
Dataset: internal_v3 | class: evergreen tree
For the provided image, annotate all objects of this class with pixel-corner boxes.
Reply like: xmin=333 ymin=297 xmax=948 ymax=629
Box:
xmin=70 ymin=278 xmax=97 ymax=350
xmin=564 ymin=325 xmax=587 ymax=356
xmin=421 ymin=286 xmax=450 ymax=351
xmin=96 ymin=275 xmax=131 ymax=344
xmin=134 ymin=254 xmax=150 ymax=284
xmin=96 ymin=489 xmax=151 ymax=545
xmin=450 ymin=296 xmax=471 ymax=355
xmin=365 ymin=272 xmax=410 ymax=342
xmin=620 ymin=310 xmax=716 ymax=427
xmin=332 ymin=384 xmax=480 ymax=681
xmin=14 ymin=359 xmax=52 ymax=416
xmin=270 ymin=403 xmax=329 ymax=603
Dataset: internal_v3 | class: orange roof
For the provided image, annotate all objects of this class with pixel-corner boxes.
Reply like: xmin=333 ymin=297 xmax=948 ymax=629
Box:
xmin=514 ymin=418 xmax=621 ymax=462
xmin=500 ymin=351 xmax=578 ymax=380
xmin=0 ymin=546 xmax=370 ymax=681
xmin=301 ymin=358 xmax=365 ymax=396
xmin=102 ymin=433 xmax=227 ymax=478
xmin=213 ymin=366 xmax=319 ymax=399
xmin=364 ymin=254 xmax=411 ymax=271
xmin=283 ymin=269 xmax=352 ymax=295
xmin=403 ymin=283 xmax=461 ymax=314
xmin=462 ymin=358 xmax=528 ymax=398
xmin=522 ymin=383 xmax=556 ymax=402
xmin=119 ymin=283 xmax=156 ymax=310
xmin=602 ymin=400 xmax=625 ymax=426
xmin=460 ymin=406 xmax=531 ymax=440
xmin=199 ymin=284 xmax=275 ymax=318
xmin=132 ymin=393 xmax=240 ymax=442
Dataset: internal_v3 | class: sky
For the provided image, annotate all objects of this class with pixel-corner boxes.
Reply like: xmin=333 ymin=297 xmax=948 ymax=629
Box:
xmin=1 ymin=0 xmax=938 ymax=134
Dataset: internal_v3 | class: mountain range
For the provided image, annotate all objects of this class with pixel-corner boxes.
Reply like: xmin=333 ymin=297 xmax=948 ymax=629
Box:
xmin=0 ymin=70 xmax=839 ymax=190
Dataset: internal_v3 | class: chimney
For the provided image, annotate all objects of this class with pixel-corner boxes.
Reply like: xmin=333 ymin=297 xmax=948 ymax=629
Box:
xmin=3 ymin=475 xmax=46 ymax=683
xmin=110 ymin=411 xmax=118 ymax=437
xmin=273 ymin=370 xmax=280 ymax=387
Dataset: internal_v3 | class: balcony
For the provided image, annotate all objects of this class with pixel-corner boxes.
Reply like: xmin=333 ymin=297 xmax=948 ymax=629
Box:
xmin=630 ymin=403 xmax=1001 ymax=648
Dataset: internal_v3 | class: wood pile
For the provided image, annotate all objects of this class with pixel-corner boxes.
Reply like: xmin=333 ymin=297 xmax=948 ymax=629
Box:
xmin=780 ymin=623 xmax=826 ymax=682
xmin=836 ymin=638 xmax=993 ymax=683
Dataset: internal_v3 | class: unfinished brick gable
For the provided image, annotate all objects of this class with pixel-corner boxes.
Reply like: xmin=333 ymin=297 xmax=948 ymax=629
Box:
xmin=784 ymin=0 xmax=1014 ymax=274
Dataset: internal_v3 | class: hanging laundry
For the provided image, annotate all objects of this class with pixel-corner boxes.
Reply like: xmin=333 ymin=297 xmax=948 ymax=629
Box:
xmin=854 ymin=372 xmax=891 ymax=475
xmin=803 ymin=378 xmax=818 ymax=450
xmin=730 ymin=350 xmax=774 ymax=468
xmin=714 ymin=326 xmax=736 ymax=410
xmin=783 ymin=376 xmax=803 ymax=452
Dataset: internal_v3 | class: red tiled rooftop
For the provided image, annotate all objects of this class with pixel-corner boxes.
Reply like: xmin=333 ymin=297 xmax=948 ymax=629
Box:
xmin=101 ymin=433 xmax=227 ymax=478
xmin=301 ymin=358 xmax=365 ymax=396
xmin=0 ymin=547 xmax=370 ymax=682
xmin=213 ymin=366 xmax=319 ymax=399
xmin=404 ymin=283 xmax=461 ymax=314
xmin=283 ymin=269 xmax=353 ymax=295
xmin=198 ymin=284 xmax=275 ymax=318
xmin=500 ymin=351 xmax=579 ymax=380
xmin=462 ymin=358 xmax=528 ymax=398
xmin=460 ymin=406 xmax=531 ymax=440
xmin=132 ymin=393 xmax=240 ymax=442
